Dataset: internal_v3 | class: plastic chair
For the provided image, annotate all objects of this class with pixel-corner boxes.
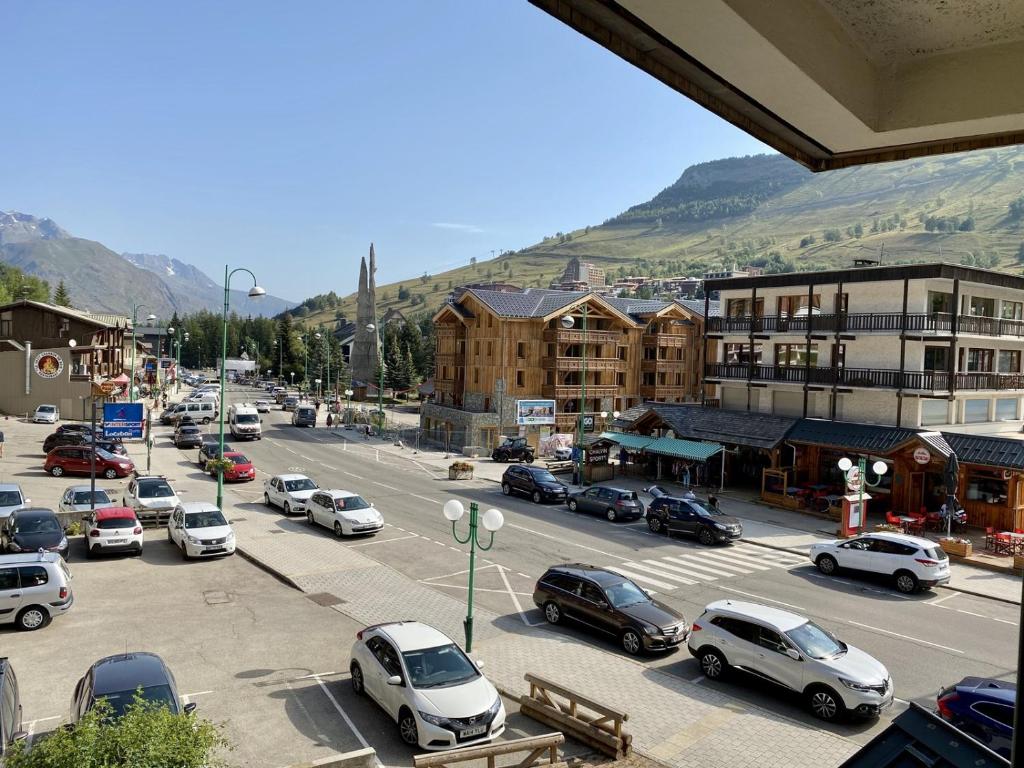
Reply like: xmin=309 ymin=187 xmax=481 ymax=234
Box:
xmin=984 ymin=527 xmax=997 ymax=550
xmin=994 ymin=531 xmax=1014 ymax=555
xmin=886 ymin=511 xmax=902 ymax=526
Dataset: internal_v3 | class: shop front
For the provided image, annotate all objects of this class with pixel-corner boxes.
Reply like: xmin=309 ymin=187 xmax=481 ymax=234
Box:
xmin=943 ymin=433 xmax=1024 ymax=532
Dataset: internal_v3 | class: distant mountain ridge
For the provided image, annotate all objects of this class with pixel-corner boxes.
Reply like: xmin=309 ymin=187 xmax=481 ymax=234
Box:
xmin=0 ymin=211 xmax=294 ymax=317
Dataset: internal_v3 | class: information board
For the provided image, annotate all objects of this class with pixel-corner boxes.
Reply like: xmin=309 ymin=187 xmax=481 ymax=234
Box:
xmin=103 ymin=403 xmax=144 ymax=439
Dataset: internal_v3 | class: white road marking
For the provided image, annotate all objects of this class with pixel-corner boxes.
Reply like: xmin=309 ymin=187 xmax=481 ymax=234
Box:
xmin=498 ymin=564 xmax=541 ymax=626
xmin=294 ymin=671 xmax=341 ymax=680
xmin=723 ymin=548 xmax=797 ymax=568
xmin=734 ymin=543 xmax=805 ymax=562
xmin=312 ymin=676 xmax=381 ymax=761
xmin=421 ymin=581 xmax=534 ymax=596
xmin=321 ymin=464 xmax=338 ymax=471
xmin=507 ymin=522 xmax=627 ymax=561
xmin=926 ymin=592 xmax=959 ymax=606
xmin=410 ymin=493 xmax=441 ymax=504
xmin=641 ymin=558 xmax=716 ymax=581
xmin=688 ymin=675 xmax=704 ymax=684
xmin=845 ymin=620 xmax=964 ymax=654
xmin=716 ymin=585 xmax=805 ymax=611
xmin=342 ymin=471 xmax=363 ymax=479
xmin=299 ymin=455 xmax=314 ymax=461
xmin=956 ymin=609 xmax=986 ymax=618
xmin=346 ymin=533 xmax=419 ymax=547
xmin=661 ymin=554 xmax=739 ymax=577
xmin=695 ymin=550 xmax=764 ymax=572
xmin=181 ymin=689 xmax=214 ymax=700
xmin=284 ymin=447 xmax=296 ymax=454
xmin=619 ymin=562 xmax=697 ymax=585
xmin=372 ymin=481 xmax=399 ymax=490
xmin=517 ymin=572 xmax=530 ymax=579
xmin=604 ymin=565 xmax=678 ymax=591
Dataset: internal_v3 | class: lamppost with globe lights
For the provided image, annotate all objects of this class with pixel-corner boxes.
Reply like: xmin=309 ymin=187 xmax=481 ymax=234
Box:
xmin=314 ymin=378 xmax=322 ymax=398
xmin=273 ymin=339 xmax=283 ymax=383
xmin=559 ymin=307 xmax=588 ymax=485
xmin=366 ymin=323 xmax=384 ymax=429
xmin=443 ymin=499 xmax=504 ymax=652
xmin=314 ymin=331 xmax=331 ymax=402
xmin=344 ymin=388 xmax=353 ymax=425
xmin=837 ymin=456 xmax=887 ymax=533
xmin=130 ymin=304 xmax=156 ymax=402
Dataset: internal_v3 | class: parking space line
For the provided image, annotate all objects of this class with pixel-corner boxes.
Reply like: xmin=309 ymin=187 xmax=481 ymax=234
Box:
xmin=313 ymin=675 xmax=381 ymax=763
xmin=926 ymin=592 xmax=959 ymax=606
xmin=347 ymin=533 xmax=419 ymax=547
xmin=410 ymin=494 xmax=441 ymax=504
xmin=342 ymin=471 xmax=363 ymax=479
xmin=498 ymin=565 xmax=542 ymax=626
xmin=717 ymin=585 xmax=805 ymax=611
xmin=507 ymin=522 xmax=627 ymax=561
xmin=845 ymin=620 xmax=964 ymax=653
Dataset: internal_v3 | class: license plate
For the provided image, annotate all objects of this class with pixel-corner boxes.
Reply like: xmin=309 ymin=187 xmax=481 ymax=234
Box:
xmin=460 ymin=725 xmax=486 ymax=738
xmin=109 ymin=538 xmax=127 ymax=544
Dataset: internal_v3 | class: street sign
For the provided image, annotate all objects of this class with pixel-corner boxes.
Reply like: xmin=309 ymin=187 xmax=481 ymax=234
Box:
xmin=103 ymin=403 xmax=144 ymax=439
xmin=582 ymin=415 xmax=595 ymax=432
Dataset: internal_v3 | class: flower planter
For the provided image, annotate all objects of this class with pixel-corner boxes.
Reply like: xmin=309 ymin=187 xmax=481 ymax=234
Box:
xmin=873 ymin=524 xmax=902 ymax=533
xmin=1014 ymin=555 xmax=1024 ymax=571
xmin=448 ymin=463 xmax=474 ymax=480
xmin=939 ymin=539 xmax=973 ymax=558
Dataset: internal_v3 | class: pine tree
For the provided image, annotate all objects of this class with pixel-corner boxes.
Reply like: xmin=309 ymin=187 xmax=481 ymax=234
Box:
xmin=53 ymin=280 xmax=72 ymax=307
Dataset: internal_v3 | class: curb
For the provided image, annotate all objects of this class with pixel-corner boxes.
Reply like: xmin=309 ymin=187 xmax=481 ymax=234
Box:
xmin=235 ymin=545 xmax=302 ymax=591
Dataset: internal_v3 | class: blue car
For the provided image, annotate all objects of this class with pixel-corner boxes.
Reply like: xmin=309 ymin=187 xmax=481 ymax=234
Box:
xmin=937 ymin=677 xmax=1014 ymax=758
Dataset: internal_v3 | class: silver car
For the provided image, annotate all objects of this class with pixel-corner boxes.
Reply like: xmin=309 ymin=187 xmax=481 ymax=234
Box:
xmin=688 ymin=599 xmax=892 ymax=721
xmin=0 ymin=485 xmax=29 ymax=520
xmin=58 ymin=486 xmax=117 ymax=514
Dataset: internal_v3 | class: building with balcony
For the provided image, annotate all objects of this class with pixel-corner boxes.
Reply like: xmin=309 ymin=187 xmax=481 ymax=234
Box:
xmin=422 ymin=287 xmax=705 ymax=451
xmin=550 ymin=257 xmax=606 ymax=291
xmin=703 ymin=263 xmax=1024 ymax=434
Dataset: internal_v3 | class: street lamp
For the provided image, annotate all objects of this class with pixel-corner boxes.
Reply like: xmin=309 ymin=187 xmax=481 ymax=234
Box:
xmin=315 ymin=378 xmax=322 ymax=398
xmin=837 ymin=456 xmax=887 ymax=533
xmin=273 ymin=339 xmax=283 ymax=382
xmin=560 ymin=308 xmax=588 ymax=486
xmin=315 ymin=331 xmax=332 ymax=403
xmin=130 ymin=305 xmax=156 ymax=402
xmin=290 ymin=371 xmax=295 ymax=387
xmin=216 ymin=267 xmax=265 ymax=510
xmin=366 ymin=323 xmax=384 ymax=429
xmin=443 ymin=499 xmax=504 ymax=652
xmin=344 ymin=387 xmax=353 ymax=424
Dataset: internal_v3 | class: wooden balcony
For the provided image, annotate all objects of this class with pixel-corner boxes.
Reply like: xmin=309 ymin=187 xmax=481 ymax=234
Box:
xmin=640 ymin=385 xmax=690 ymax=399
xmin=435 ymin=353 xmax=463 ymax=367
xmin=543 ymin=328 xmax=623 ymax=345
xmin=435 ymin=326 xmax=465 ymax=339
xmin=705 ymin=311 xmax=1024 ymax=338
xmin=554 ymin=412 xmax=613 ymax=432
xmin=704 ymin=363 xmax=1024 ymax=392
xmin=542 ymin=357 xmax=624 ymax=372
xmin=642 ymin=334 xmax=687 ymax=347
xmin=640 ymin=359 xmax=688 ymax=373
xmin=543 ymin=384 xmax=621 ymax=399
xmin=435 ymin=379 xmax=456 ymax=394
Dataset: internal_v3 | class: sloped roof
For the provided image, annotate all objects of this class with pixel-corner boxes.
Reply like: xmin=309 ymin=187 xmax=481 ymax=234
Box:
xmin=631 ymin=404 xmax=797 ymax=450
xmin=942 ymin=432 xmax=1024 ymax=471
xmin=0 ymin=299 xmax=127 ymax=329
xmin=677 ymin=299 xmax=720 ymax=317
xmin=789 ymin=419 xmax=925 ymax=454
xmin=462 ymin=287 xmax=692 ymax=324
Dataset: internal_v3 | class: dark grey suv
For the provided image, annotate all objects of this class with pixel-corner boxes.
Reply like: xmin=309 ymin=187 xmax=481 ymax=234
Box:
xmin=567 ymin=487 xmax=644 ymax=521
xmin=501 ymin=466 xmax=567 ymax=504
xmin=645 ymin=487 xmax=742 ymax=545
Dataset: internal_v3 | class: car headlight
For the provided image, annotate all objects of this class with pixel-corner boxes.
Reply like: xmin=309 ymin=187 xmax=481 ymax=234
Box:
xmin=488 ymin=696 xmax=502 ymax=717
xmin=186 ymin=535 xmax=201 ymax=545
xmin=838 ymin=677 xmax=875 ymax=692
xmin=714 ymin=523 xmax=729 ymax=531
xmin=226 ymin=531 xmax=236 ymax=541
xmin=417 ymin=711 xmax=450 ymax=728
xmin=59 ymin=536 xmax=68 ymax=548
xmin=641 ymin=624 xmax=660 ymax=635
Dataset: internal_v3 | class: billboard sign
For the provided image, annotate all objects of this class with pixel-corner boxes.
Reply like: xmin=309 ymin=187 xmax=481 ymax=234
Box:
xmin=103 ymin=403 xmax=144 ymax=439
xmin=516 ymin=399 xmax=556 ymax=426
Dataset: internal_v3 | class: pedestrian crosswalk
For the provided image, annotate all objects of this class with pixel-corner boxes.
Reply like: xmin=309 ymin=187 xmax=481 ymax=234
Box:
xmin=605 ymin=543 xmax=808 ymax=591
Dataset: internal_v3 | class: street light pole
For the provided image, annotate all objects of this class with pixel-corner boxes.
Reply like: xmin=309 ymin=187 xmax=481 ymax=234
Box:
xmin=837 ymin=456 xmax=888 ymax=533
xmin=561 ymin=306 xmax=588 ymax=485
xmin=443 ymin=500 xmax=504 ymax=652
xmin=366 ymin=323 xmax=384 ymax=430
xmin=129 ymin=304 xmax=155 ymax=403
xmin=217 ymin=266 xmax=265 ymax=510
xmin=344 ymin=388 xmax=353 ymax=425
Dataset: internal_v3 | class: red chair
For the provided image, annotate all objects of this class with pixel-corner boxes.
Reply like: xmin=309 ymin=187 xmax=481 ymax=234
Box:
xmin=994 ymin=531 xmax=1014 ymax=555
xmin=906 ymin=519 xmax=925 ymax=536
xmin=886 ymin=511 xmax=902 ymax=527
xmin=984 ymin=527 xmax=997 ymax=550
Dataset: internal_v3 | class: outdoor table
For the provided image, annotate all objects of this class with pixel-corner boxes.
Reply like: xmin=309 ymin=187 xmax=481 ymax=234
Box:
xmin=1001 ymin=531 xmax=1024 ymax=555
xmin=897 ymin=516 xmax=917 ymax=533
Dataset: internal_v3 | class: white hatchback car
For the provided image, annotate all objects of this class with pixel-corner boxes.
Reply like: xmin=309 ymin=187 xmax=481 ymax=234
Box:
xmin=264 ymin=474 xmax=319 ymax=515
xmin=82 ymin=507 xmax=144 ymax=558
xmin=306 ymin=490 xmax=383 ymax=537
xmin=167 ymin=503 xmax=236 ymax=559
xmin=689 ymin=600 xmax=893 ymax=721
xmin=808 ymin=531 xmax=950 ymax=594
xmin=349 ymin=621 xmax=506 ymax=750
xmin=33 ymin=405 xmax=59 ymax=424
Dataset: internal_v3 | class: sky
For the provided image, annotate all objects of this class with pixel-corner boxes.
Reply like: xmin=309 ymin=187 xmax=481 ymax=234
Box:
xmin=1 ymin=1 xmax=769 ymax=302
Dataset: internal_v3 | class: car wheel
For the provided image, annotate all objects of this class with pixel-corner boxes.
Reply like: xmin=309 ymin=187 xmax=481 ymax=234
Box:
xmin=350 ymin=663 xmax=365 ymax=695
xmin=181 ymin=543 xmax=189 ymax=561
xmin=894 ymin=570 xmax=920 ymax=594
xmin=307 ymin=510 xmax=315 ymax=525
xmin=816 ymin=554 xmax=838 ymax=576
xmin=86 ymin=545 xmax=95 ymax=560
xmin=543 ymin=601 xmax=561 ymax=624
xmin=103 ymin=468 xmax=117 ymax=479
xmin=648 ymin=516 xmax=663 ymax=534
xmin=621 ymin=629 xmax=642 ymax=656
xmin=264 ymin=493 xmax=272 ymax=507
xmin=568 ymin=499 xmax=578 ymax=512
xmin=284 ymin=502 xmax=292 ymax=515
xmin=202 ymin=417 xmax=211 ymax=424
xmin=502 ymin=483 xmax=512 ymax=496
xmin=398 ymin=707 xmax=419 ymax=747
xmin=16 ymin=606 xmax=48 ymax=631
xmin=532 ymin=490 xmax=542 ymax=504
xmin=698 ymin=527 xmax=715 ymax=546
xmin=334 ymin=521 xmax=344 ymax=538
xmin=50 ymin=465 xmax=64 ymax=477
xmin=699 ymin=648 xmax=728 ymax=679
xmin=525 ymin=455 xmax=534 ymax=464
xmin=807 ymin=685 xmax=845 ymax=722
xmin=606 ymin=508 xmax=617 ymax=522
xmin=133 ymin=547 xmax=143 ymax=557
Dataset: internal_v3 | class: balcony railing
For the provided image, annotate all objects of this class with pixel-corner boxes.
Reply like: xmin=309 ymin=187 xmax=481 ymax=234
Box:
xmin=435 ymin=326 xmax=465 ymax=339
xmin=640 ymin=359 xmax=687 ymax=372
xmin=642 ymin=334 xmax=687 ymax=347
xmin=543 ymin=384 xmax=620 ymax=399
xmin=554 ymin=412 xmax=611 ymax=431
xmin=435 ymin=353 xmax=463 ymax=367
xmin=640 ymin=385 xmax=690 ymax=399
xmin=708 ymin=312 xmax=966 ymax=335
xmin=435 ymin=379 xmax=456 ymax=394
xmin=543 ymin=328 xmax=623 ymax=345
xmin=704 ymin=363 xmax=1024 ymax=391
xmin=542 ymin=357 xmax=624 ymax=372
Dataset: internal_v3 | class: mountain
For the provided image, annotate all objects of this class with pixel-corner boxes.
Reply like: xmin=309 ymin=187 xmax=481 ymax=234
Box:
xmin=294 ymin=145 xmax=1024 ymax=327
xmin=0 ymin=211 xmax=294 ymax=317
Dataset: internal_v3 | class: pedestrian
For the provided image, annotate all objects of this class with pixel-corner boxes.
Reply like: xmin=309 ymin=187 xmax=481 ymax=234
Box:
xmin=708 ymin=494 xmax=720 ymax=511
xmin=326 ymin=413 xmax=333 ymax=429
xmin=0 ymin=429 xmax=5 ymax=459
xmin=364 ymin=424 xmax=370 ymax=439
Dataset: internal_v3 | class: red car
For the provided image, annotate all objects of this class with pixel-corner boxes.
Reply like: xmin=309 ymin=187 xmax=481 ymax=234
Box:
xmin=217 ymin=452 xmax=255 ymax=482
xmin=45 ymin=446 xmax=135 ymax=479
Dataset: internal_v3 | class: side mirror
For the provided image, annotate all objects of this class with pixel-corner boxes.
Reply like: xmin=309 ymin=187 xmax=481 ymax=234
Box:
xmin=11 ymin=730 xmax=28 ymax=742
xmin=785 ymin=648 xmax=801 ymax=661
xmin=183 ymin=702 xmax=197 ymax=714
xmin=475 ymin=659 xmax=485 ymax=669
xmin=597 ymin=600 xmax=610 ymax=610
xmin=24 ymin=499 xmax=31 ymax=505
xmin=386 ymin=674 xmax=403 ymax=686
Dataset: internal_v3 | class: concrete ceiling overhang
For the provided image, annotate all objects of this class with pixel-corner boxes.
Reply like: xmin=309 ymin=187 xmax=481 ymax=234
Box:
xmin=529 ymin=0 xmax=1024 ymax=171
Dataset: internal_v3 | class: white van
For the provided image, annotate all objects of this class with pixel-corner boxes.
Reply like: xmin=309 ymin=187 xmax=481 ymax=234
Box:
xmin=228 ymin=404 xmax=262 ymax=440
xmin=171 ymin=401 xmax=217 ymax=424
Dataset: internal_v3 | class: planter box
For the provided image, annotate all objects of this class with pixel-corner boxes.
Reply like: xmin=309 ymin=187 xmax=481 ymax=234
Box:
xmin=1014 ymin=555 xmax=1024 ymax=571
xmin=939 ymin=540 xmax=973 ymax=558
xmin=449 ymin=468 xmax=473 ymax=480
xmin=873 ymin=524 xmax=903 ymax=533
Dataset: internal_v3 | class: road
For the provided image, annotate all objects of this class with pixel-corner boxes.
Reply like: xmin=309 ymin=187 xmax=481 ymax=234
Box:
xmin=205 ymin=388 xmax=1017 ymax=746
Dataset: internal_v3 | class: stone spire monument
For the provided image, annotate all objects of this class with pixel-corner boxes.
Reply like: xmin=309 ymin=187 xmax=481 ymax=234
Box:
xmin=351 ymin=243 xmax=380 ymax=390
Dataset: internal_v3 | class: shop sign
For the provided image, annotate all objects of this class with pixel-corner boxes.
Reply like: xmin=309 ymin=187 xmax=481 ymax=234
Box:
xmin=586 ymin=446 xmax=609 ymax=464
xmin=516 ymin=399 xmax=555 ymax=425
xmin=913 ymin=447 xmax=931 ymax=465
xmin=845 ymin=466 xmax=862 ymax=492
xmin=34 ymin=351 xmax=64 ymax=379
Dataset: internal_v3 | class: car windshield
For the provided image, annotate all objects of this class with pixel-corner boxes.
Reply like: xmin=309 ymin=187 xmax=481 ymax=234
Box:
xmin=139 ymin=481 xmax=174 ymax=498
xmin=0 ymin=491 xmax=23 ymax=506
xmin=335 ymin=496 xmax=369 ymax=511
xmin=97 ymin=685 xmax=177 ymax=718
xmin=185 ymin=510 xmax=228 ymax=528
xmin=604 ymin=580 xmax=649 ymax=608
xmin=95 ymin=448 xmax=118 ymax=461
xmin=236 ymin=414 xmax=259 ymax=424
xmin=14 ymin=515 xmax=60 ymax=534
xmin=227 ymin=455 xmax=250 ymax=465
xmin=401 ymin=643 xmax=479 ymax=689
xmin=284 ymin=479 xmax=316 ymax=492
xmin=97 ymin=517 xmax=137 ymax=529
xmin=181 ymin=427 xmax=200 ymax=435
xmin=37 ymin=406 xmax=55 ymax=413
xmin=531 ymin=470 xmax=558 ymax=484
xmin=689 ymin=500 xmax=724 ymax=517
xmin=618 ymin=491 xmax=638 ymax=501
xmin=73 ymin=490 xmax=111 ymax=505
xmin=787 ymin=621 xmax=847 ymax=659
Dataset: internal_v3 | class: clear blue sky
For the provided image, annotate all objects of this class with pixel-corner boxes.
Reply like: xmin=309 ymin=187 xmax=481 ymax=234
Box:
xmin=1 ymin=1 xmax=769 ymax=302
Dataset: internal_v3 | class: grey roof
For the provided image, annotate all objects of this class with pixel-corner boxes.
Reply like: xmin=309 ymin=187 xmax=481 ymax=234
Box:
xmin=677 ymin=299 xmax=720 ymax=317
xmin=788 ymin=419 xmax=932 ymax=454
xmin=604 ymin=297 xmax=670 ymax=315
xmin=611 ymin=403 xmax=651 ymax=430
xmin=465 ymin=287 xmax=688 ymax=323
xmin=942 ymin=432 xmax=1024 ymax=470
xmin=624 ymin=403 xmax=797 ymax=450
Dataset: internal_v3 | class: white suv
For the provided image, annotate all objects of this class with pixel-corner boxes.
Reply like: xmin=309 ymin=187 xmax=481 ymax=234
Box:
xmin=688 ymin=600 xmax=892 ymax=721
xmin=122 ymin=476 xmax=180 ymax=525
xmin=167 ymin=502 xmax=235 ymax=559
xmin=349 ymin=621 xmax=505 ymax=749
xmin=808 ymin=531 xmax=950 ymax=594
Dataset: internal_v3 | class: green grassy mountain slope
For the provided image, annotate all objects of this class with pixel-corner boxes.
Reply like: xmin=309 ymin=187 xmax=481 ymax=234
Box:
xmin=295 ymin=146 xmax=1024 ymax=327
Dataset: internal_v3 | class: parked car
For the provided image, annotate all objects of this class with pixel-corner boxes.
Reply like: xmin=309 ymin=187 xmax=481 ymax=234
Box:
xmin=167 ymin=502 xmax=235 ymax=559
xmin=45 ymin=447 xmax=135 ymax=479
xmin=937 ymin=677 xmax=1014 ymax=759
xmin=0 ymin=484 xmax=29 ymax=520
xmin=121 ymin=476 xmax=180 ymax=524
xmin=567 ymin=487 xmax=644 ymax=521
xmin=1 ymin=509 xmax=69 ymax=560
xmin=91 ymin=438 xmax=127 ymax=457
xmin=0 ymin=658 xmax=24 ymax=757
xmin=70 ymin=653 xmax=194 ymax=723
xmin=645 ymin=487 xmax=743 ymax=545
xmin=349 ymin=620 xmax=505 ymax=749
xmin=0 ymin=551 xmax=74 ymax=630
xmin=33 ymin=404 xmax=59 ymax=424
xmin=82 ymin=507 xmax=144 ymax=558
xmin=492 ymin=437 xmax=534 ymax=463
xmin=42 ymin=431 xmax=86 ymax=454
xmin=292 ymin=405 xmax=317 ymax=427
xmin=254 ymin=399 xmax=271 ymax=413
xmin=282 ymin=394 xmax=301 ymax=412
xmin=55 ymin=423 xmax=97 ymax=436
xmin=216 ymin=452 xmax=255 ymax=482
xmin=501 ymin=465 xmax=567 ymax=504
xmin=688 ymin=599 xmax=893 ymax=722
xmin=264 ymin=474 xmax=319 ymax=514
xmin=533 ymin=564 xmax=689 ymax=655
xmin=173 ymin=425 xmax=204 ymax=449
xmin=808 ymin=531 xmax=950 ymax=594
xmin=197 ymin=439 xmax=233 ymax=468
xmin=305 ymin=490 xmax=383 ymax=537
xmin=158 ymin=407 xmax=178 ymax=425
xmin=552 ymin=446 xmax=573 ymax=461
xmin=58 ymin=485 xmax=117 ymax=514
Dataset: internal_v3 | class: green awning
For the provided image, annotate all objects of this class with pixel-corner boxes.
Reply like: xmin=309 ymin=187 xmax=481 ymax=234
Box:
xmin=643 ymin=436 xmax=723 ymax=461
xmin=598 ymin=432 xmax=654 ymax=451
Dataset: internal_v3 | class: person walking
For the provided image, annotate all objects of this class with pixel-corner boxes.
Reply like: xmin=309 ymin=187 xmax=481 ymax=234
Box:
xmin=0 ymin=429 xmax=5 ymax=459
xmin=326 ymin=413 xmax=333 ymax=429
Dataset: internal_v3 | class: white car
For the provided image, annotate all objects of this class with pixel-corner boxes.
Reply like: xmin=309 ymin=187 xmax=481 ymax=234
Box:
xmin=688 ymin=600 xmax=893 ymax=721
xmin=808 ymin=531 xmax=950 ymax=594
xmin=254 ymin=400 xmax=272 ymax=413
xmin=58 ymin=485 xmax=117 ymax=514
xmin=552 ymin=446 xmax=573 ymax=461
xmin=0 ymin=484 xmax=29 ymax=520
xmin=122 ymin=476 xmax=181 ymax=525
xmin=349 ymin=621 xmax=506 ymax=749
xmin=82 ymin=507 xmax=144 ymax=558
xmin=264 ymin=474 xmax=319 ymax=515
xmin=306 ymin=490 xmax=383 ymax=537
xmin=167 ymin=502 xmax=236 ymax=559
xmin=33 ymin=404 xmax=59 ymax=424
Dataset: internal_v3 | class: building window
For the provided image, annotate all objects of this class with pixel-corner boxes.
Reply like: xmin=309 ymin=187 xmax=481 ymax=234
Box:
xmin=927 ymin=291 xmax=953 ymax=314
xmin=616 ymin=372 xmax=624 ymax=385
xmin=920 ymin=399 xmax=948 ymax=426
xmin=1002 ymin=301 xmax=1024 ymax=321
xmin=996 ymin=397 xmax=1019 ymax=420
xmin=966 ymin=296 xmax=995 ymax=317
xmin=774 ymin=343 xmax=818 ymax=366
xmin=473 ymin=368 xmax=480 ymax=384
xmin=517 ymin=342 xmax=526 ymax=359
xmin=777 ymin=294 xmax=820 ymax=317
xmin=516 ymin=370 xmax=524 ymax=387
xmin=831 ymin=344 xmax=846 ymax=368
xmin=964 ymin=398 xmax=990 ymax=423
xmin=487 ymin=314 xmax=493 ymax=328
xmin=0 ymin=311 xmax=11 ymax=337
xmin=966 ymin=469 xmax=1008 ymax=503
xmin=546 ymin=343 xmax=554 ymax=357
xmin=617 ymin=346 xmax=627 ymax=360
xmin=545 ymin=371 xmax=554 ymax=385
xmin=726 ymin=298 xmax=763 ymax=317
xmin=487 ymin=341 xmax=493 ymax=357
xmin=483 ymin=397 xmax=490 ymax=410
xmin=724 ymin=343 xmax=762 ymax=364
xmin=834 ymin=293 xmax=849 ymax=313
xmin=474 ymin=340 xmax=480 ymax=355
xmin=965 ymin=348 xmax=994 ymax=372
xmin=998 ymin=350 xmax=1021 ymax=373
xmin=924 ymin=346 xmax=948 ymax=371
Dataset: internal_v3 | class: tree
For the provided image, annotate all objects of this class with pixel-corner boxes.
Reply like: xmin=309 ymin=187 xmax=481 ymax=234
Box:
xmin=823 ymin=229 xmax=841 ymax=242
xmin=959 ymin=217 xmax=976 ymax=231
xmin=1009 ymin=196 xmax=1024 ymax=219
xmin=52 ymin=280 xmax=72 ymax=307
xmin=397 ymin=286 xmax=411 ymax=301
xmin=799 ymin=235 xmax=816 ymax=248
xmin=635 ymin=285 xmax=654 ymax=300
xmin=470 ymin=256 xmax=477 ymax=266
